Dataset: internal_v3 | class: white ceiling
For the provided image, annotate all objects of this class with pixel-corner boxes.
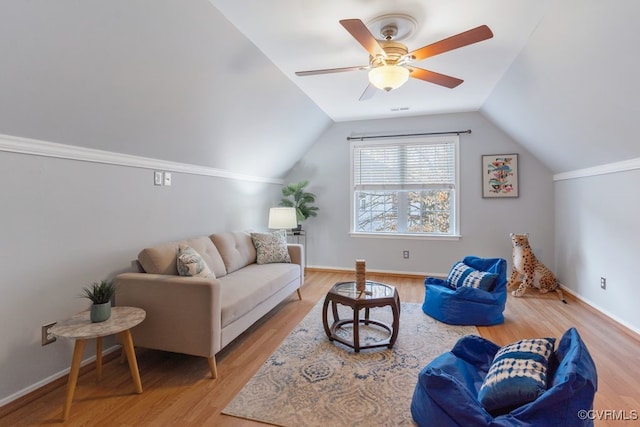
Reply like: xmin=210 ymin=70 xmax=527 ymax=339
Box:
xmin=210 ymin=0 xmax=553 ymax=122
xmin=3 ymin=0 xmax=638 ymax=176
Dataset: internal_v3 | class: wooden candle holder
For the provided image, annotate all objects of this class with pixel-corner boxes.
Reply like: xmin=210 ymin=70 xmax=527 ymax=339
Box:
xmin=356 ymin=259 xmax=366 ymax=293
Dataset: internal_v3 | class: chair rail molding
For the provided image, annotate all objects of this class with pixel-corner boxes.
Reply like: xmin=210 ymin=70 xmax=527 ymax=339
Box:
xmin=554 ymin=157 xmax=640 ymax=181
xmin=0 ymin=133 xmax=283 ymax=185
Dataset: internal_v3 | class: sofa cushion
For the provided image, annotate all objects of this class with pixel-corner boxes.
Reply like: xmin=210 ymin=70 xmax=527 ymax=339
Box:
xmin=176 ymin=245 xmax=215 ymax=278
xmin=138 ymin=236 xmax=227 ymax=278
xmin=210 ymin=231 xmax=257 ymax=274
xmin=218 ymin=263 xmax=300 ymax=327
xmin=251 ymin=231 xmax=291 ymax=264
xmin=446 ymin=261 xmax=498 ymax=291
xmin=478 ymin=337 xmax=556 ymax=414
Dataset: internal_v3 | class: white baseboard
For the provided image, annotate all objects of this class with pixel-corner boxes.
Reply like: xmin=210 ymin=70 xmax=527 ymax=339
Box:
xmin=5 ymin=283 xmax=636 ymax=409
xmin=306 ymin=264 xmax=445 ymax=279
xmin=307 ymin=268 xmax=640 ymax=337
xmin=0 ymin=345 xmax=120 ymax=408
xmin=560 ymin=286 xmax=640 ymax=337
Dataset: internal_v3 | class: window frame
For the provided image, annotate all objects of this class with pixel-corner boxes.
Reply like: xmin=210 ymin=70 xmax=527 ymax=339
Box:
xmin=349 ymin=135 xmax=461 ymax=240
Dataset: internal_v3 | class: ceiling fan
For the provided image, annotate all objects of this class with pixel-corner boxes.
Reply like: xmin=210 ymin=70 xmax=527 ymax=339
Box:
xmin=295 ymin=16 xmax=493 ymax=100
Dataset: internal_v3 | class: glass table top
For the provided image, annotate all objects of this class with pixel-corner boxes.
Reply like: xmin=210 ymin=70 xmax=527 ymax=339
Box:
xmin=330 ymin=281 xmax=395 ymax=300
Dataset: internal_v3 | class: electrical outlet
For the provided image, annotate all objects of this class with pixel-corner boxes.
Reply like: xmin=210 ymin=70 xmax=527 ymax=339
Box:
xmin=403 ymin=250 xmax=410 ymax=259
xmin=154 ymin=171 xmax=163 ymax=186
xmin=163 ymin=172 xmax=172 ymax=186
xmin=600 ymin=277 xmax=606 ymax=290
xmin=42 ymin=322 xmax=57 ymax=346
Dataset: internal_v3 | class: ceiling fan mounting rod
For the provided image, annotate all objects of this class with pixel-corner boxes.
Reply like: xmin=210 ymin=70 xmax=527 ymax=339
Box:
xmin=381 ymin=24 xmax=398 ymax=41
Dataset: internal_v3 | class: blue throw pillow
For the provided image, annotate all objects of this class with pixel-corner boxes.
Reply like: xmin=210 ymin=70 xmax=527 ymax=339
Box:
xmin=478 ymin=337 xmax=556 ymax=414
xmin=446 ymin=262 xmax=498 ymax=291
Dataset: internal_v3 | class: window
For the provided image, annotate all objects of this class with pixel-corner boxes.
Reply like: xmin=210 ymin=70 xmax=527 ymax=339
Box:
xmin=351 ymin=136 xmax=459 ymax=237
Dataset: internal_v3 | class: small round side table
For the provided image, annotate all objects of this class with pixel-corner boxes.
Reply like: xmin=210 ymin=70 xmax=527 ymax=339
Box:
xmin=51 ymin=306 xmax=146 ymax=421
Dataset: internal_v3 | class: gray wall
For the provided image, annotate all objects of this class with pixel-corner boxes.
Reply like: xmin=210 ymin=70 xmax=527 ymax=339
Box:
xmin=481 ymin=0 xmax=640 ymax=174
xmin=0 ymin=0 xmax=331 ymax=179
xmin=555 ymin=168 xmax=640 ymax=332
xmin=2 ymin=0 xmax=637 ymax=407
xmin=0 ymin=0 xmax=330 ymax=403
xmin=286 ymin=111 xmax=555 ymax=277
xmin=0 ymin=147 xmax=281 ymax=404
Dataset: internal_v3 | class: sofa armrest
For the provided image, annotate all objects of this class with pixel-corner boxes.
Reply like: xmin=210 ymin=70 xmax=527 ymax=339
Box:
xmin=287 ymin=244 xmax=304 ymax=285
xmin=115 ymin=272 xmax=222 ymax=358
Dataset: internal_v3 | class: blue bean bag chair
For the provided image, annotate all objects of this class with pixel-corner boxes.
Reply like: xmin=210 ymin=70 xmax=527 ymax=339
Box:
xmin=411 ymin=327 xmax=598 ymax=427
xmin=422 ymin=256 xmax=507 ymax=326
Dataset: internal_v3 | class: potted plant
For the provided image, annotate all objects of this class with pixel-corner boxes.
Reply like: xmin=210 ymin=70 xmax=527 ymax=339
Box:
xmin=80 ymin=280 xmax=116 ymax=322
xmin=279 ymin=180 xmax=319 ymax=232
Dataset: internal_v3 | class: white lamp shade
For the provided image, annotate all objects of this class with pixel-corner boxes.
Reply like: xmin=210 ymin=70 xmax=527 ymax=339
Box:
xmin=368 ymin=65 xmax=410 ymax=92
xmin=268 ymin=207 xmax=298 ymax=229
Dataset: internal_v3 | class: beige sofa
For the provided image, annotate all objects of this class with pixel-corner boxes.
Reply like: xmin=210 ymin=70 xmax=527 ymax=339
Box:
xmin=115 ymin=231 xmax=303 ymax=379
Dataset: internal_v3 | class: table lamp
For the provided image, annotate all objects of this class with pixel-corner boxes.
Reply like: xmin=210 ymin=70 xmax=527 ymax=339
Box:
xmin=268 ymin=207 xmax=298 ymax=231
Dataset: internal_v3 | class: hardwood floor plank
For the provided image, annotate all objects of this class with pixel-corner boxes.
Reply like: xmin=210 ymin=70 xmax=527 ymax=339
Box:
xmin=1 ymin=270 xmax=639 ymax=426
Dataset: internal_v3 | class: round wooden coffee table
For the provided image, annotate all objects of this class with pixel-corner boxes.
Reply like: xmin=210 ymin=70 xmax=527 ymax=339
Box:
xmin=322 ymin=281 xmax=400 ymax=352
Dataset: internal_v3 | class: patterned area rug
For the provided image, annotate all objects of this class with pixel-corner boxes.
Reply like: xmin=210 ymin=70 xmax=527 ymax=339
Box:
xmin=222 ymin=301 xmax=478 ymax=426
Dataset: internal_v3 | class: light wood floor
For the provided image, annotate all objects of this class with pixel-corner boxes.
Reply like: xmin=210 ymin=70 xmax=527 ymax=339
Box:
xmin=2 ymin=270 xmax=639 ymax=426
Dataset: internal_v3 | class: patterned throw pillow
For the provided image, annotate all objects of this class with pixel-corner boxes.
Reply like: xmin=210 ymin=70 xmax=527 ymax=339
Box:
xmin=446 ymin=262 xmax=498 ymax=291
xmin=251 ymin=231 xmax=291 ymax=264
xmin=176 ymin=245 xmax=215 ymax=278
xmin=478 ymin=337 xmax=556 ymax=414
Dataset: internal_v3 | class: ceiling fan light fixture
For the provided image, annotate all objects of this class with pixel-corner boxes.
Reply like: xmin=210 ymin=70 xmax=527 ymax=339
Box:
xmin=368 ymin=65 xmax=410 ymax=92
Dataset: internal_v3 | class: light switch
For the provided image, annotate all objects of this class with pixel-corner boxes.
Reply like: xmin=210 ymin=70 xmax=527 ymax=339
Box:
xmin=154 ymin=171 xmax=163 ymax=186
xmin=163 ymin=172 xmax=172 ymax=186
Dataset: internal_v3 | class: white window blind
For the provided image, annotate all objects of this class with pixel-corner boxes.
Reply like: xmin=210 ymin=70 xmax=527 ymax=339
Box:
xmin=353 ymin=141 xmax=456 ymax=190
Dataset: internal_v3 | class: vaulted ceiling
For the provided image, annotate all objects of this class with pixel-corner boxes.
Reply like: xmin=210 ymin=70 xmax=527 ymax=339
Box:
xmin=211 ymin=0 xmax=551 ymax=122
xmin=211 ymin=0 xmax=640 ymax=174
xmin=1 ymin=1 xmax=639 ymax=177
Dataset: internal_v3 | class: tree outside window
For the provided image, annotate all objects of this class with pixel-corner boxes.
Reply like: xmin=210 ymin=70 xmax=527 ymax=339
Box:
xmin=351 ymin=136 xmax=458 ymax=237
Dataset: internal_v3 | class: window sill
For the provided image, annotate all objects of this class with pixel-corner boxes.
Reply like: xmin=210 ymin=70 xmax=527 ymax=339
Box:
xmin=349 ymin=232 xmax=461 ymax=241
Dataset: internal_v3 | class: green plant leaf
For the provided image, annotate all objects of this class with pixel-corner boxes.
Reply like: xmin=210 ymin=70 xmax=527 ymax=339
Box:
xmin=79 ymin=280 xmax=115 ymax=304
xmin=278 ymin=180 xmax=319 ymax=222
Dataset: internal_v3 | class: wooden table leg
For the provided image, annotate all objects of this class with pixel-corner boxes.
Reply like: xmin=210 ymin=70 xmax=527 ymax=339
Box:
xmin=96 ymin=336 xmax=103 ymax=380
xmin=119 ymin=329 xmax=143 ymax=393
xmin=389 ymin=292 xmax=401 ymax=348
xmin=331 ymin=299 xmax=340 ymax=323
xmin=353 ymin=307 xmax=360 ymax=352
xmin=322 ymin=296 xmax=333 ymax=340
xmin=62 ymin=339 xmax=87 ymax=421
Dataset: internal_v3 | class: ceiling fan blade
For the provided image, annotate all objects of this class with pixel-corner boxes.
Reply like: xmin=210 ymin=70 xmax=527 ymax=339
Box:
xmin=409 ymin=67 xmax=464 ymax=88
xmin=339 ymin=19 xmax=387 ymax=58
xmin=359 ymin=84 xmax=377 ymax=101
xmin=295 ymin=65 xmax=369 ymax=76
xmin=408 ymin=25 xmax=493 ymax=61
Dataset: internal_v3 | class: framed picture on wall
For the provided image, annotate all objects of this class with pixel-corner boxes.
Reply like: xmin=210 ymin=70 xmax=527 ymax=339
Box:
xmin=482 ymin=154 xmax=519 ymax=198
